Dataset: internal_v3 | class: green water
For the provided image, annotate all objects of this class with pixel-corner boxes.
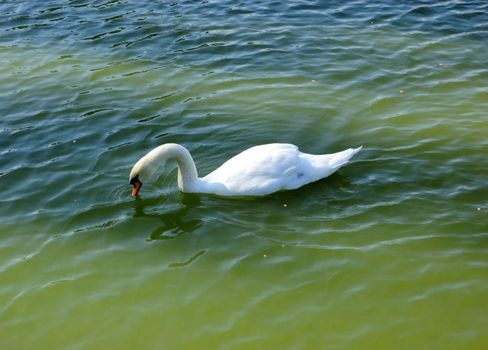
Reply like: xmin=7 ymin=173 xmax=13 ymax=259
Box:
xmin=1 ymin=1 xmax=487 ymax=349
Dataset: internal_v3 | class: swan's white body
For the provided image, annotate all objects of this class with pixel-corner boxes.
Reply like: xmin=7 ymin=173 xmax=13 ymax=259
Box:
xmin=129 ymin=143 xmax=362 ymax=197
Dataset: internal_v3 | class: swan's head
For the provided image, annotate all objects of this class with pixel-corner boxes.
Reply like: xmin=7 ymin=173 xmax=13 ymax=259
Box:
xmin=129 ymin=174 xmax=142 ymax=197
xmin=129 ymin=155 xmax=160 ymax=197
xmin=129 ymin=144 xmax=195 ymax=197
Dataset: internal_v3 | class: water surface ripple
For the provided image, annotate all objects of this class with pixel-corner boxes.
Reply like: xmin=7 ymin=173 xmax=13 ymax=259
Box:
xmin=1 ymin=1 xmax=487 ymax=349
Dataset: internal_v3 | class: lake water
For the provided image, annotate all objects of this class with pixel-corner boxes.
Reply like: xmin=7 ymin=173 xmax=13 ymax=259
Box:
xmin=1 ymin=1 xmax=487 ymax=349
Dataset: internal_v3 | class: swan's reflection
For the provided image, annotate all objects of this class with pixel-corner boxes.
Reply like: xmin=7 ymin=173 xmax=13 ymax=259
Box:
xmin=132 ymin=193 xmax=202 ymax=241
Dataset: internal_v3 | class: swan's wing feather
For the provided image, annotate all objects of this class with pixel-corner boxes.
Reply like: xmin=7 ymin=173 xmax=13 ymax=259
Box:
xmin=203 ymin=144 xmax=307 ymax=195
xmin=201 ymin=144 xmax=362 ymax=196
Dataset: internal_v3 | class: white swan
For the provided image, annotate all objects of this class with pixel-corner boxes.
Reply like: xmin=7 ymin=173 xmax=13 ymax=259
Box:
xmin=129 ymin=143 xmax=362 ymax=197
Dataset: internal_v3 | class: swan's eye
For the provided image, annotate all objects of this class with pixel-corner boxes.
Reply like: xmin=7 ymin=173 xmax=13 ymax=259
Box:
xmin=130 ymin=175 xmax=140 ymax=186
xmin=130 ymin=175 xmax=143 ymax=197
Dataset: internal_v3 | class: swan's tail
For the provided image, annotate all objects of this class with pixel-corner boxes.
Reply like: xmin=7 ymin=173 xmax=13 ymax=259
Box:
xmin=328 ymin=146 xmax=363 ymax=169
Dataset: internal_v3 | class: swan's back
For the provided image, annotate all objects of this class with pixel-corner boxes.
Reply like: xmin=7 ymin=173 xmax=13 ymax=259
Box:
xmin=201 ymin=144 xmax=361 ymax=196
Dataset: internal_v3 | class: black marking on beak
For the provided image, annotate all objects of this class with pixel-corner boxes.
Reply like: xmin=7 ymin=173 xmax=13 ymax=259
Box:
xmin=130 ymin=175 xmax=142 ymax=197
xmin=130 ymin=174 xmax=140 ymax=186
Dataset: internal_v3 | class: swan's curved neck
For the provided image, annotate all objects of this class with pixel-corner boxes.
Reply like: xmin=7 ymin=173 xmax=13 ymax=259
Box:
xmin=152 ymin=144 xmax=199 ymax=191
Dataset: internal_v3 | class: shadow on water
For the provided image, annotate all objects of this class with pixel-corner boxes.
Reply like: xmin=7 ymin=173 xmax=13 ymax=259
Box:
xmin=131 ymin=192 xmax=203 ymax=241
xmin=63 ymin=170 xmax=356 ymax=245
xmin=167 ymin=249 xmax=206 ymax=268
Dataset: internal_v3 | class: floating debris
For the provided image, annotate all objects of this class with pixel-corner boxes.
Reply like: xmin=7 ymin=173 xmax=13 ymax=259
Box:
xmin=399 ymin=89 xmax=405 ymax=94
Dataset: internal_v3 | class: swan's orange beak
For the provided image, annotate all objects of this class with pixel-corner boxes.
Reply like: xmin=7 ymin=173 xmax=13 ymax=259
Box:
xmin=131 ymin=181 xmax=142 ymax=197
xmin=130 ymin=176 xmax=142 ymax=197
